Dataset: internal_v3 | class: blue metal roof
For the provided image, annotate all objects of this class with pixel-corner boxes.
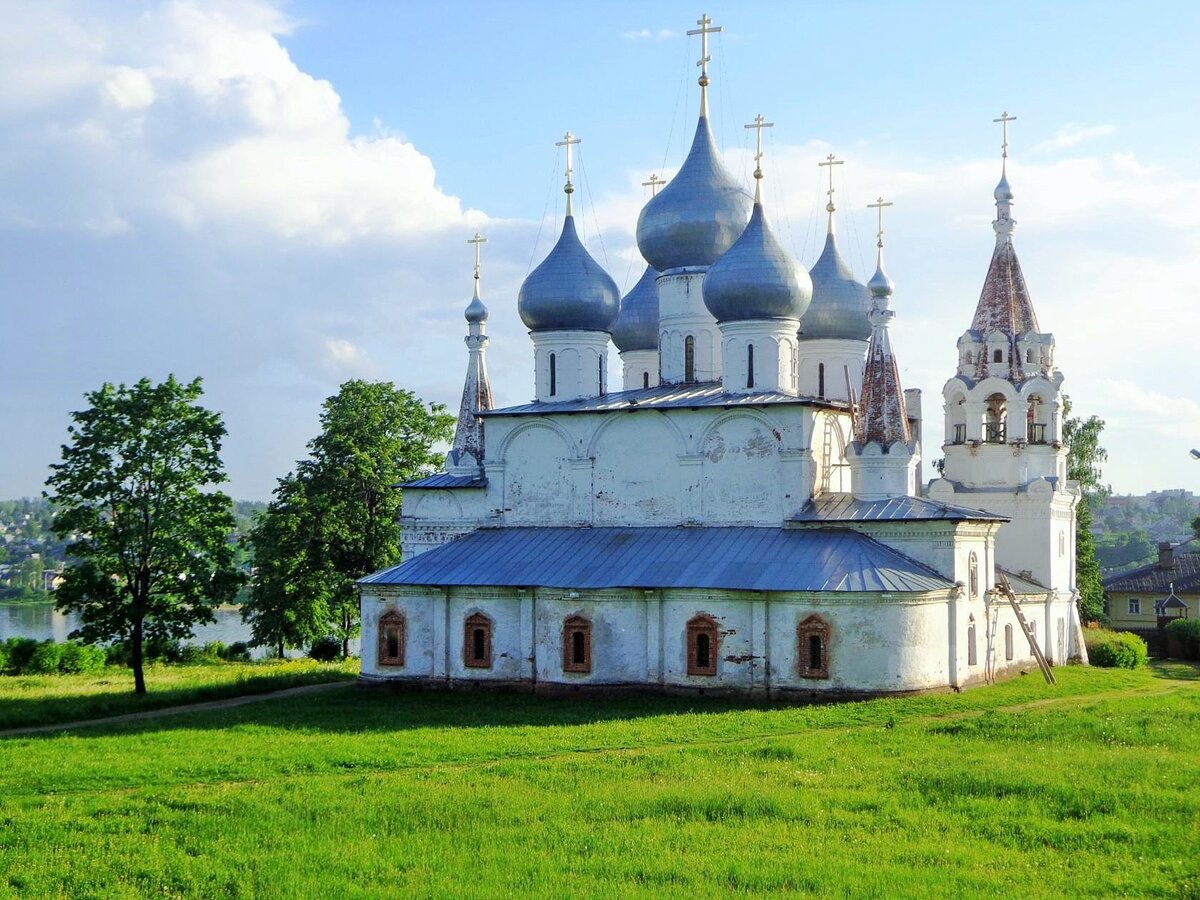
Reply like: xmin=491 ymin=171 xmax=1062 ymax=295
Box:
xmin=359 ymin=526 xmax=952 ymax=593
xmin=482 ymin=382 xmax=845 ymax=417
xmin=792 ymin=494 xmax=1008 ymax=523
xmin=401 ymin=473 xmax=487 ymax=489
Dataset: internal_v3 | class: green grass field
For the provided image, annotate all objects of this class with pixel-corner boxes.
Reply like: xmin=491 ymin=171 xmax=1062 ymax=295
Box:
xmin=0 ymin=659 xmax=357 ymax=730
xmin=2 ymin=663 xmax=1198 ymax=898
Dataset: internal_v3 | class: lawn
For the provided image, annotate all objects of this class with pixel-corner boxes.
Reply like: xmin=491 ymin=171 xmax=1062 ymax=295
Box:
xmin=0 ymin=658 xmax=358 ymax=730
xmin=1 ymin=663 xmax=1198 ymax=898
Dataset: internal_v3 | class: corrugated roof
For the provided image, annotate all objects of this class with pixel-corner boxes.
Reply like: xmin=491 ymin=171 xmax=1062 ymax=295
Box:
xmin=359 ymin=526 xmax=952 ymax=593
xmin=481 ymin=382 xmax=845 ymax=417
xmin=999 ymin=568 xmax=1048 ymax=594
xmin=401 ymin=473 xmax=487 ymax=489
xmin=792 ymin=494 xmax=1007 ymax=523
xmin=1103 ymin=550 xmax=1200 ymax=595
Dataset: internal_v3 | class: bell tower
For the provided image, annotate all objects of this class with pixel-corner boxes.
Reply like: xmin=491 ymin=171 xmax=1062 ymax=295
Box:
xmin=928 ymin=113 xmax=1079 ymax=593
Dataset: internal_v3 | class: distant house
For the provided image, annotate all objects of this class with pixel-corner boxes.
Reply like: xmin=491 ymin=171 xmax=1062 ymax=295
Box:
xmin=1105 ymin=542 xmax=1196 ymax=642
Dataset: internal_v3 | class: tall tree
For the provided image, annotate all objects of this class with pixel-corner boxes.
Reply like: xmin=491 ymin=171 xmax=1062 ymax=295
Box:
xmin=1062 ymin=395 xmax=1109 ymax=622
xmin=45 ymin=376 xmax=242 ymax=694
xmin=241 ymin=473 xmax=327 ymax=657
xmin=245 ymin=380 xmax=453 ymax=657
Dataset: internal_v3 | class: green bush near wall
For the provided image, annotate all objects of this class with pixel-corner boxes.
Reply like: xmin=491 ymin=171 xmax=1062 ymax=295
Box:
xmin=1085 ymin=629 xmax=1149 ymax=669
xmin=1165 ymin=619 xmax=1200 ymax=660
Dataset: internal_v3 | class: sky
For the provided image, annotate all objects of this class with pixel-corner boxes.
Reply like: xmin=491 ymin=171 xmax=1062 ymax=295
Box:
xmin=2 ymin=0 xmax=1199 ymax=500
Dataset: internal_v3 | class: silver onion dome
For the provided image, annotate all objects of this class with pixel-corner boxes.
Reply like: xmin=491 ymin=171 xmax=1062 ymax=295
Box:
xmin=994 ymin=171 xmax=1014 ymax=202
xmin=702 ymin=202 xmax=812 ymax=323
xmin=612 ymin=264 xmax=660 ymax=352
xmin=518 ymin=215 xmax=619 ymax=332
xmin=464 ymin=294 xmax=488 ymax=323
xmin=803 ymin=232 xmax=871 ymax=341
xmin=636 ymin=117 xmax=753 ymax=273
xmin=868 ymin=261 xmax=895 ymax=300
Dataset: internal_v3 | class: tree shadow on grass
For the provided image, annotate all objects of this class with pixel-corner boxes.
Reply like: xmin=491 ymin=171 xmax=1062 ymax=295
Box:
xmin=1147 ymin=659 xmax=1200 ymax=681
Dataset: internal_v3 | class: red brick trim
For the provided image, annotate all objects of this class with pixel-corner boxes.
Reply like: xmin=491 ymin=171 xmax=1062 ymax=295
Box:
xmin=562 ymin=615 xmax=592 ymax=674
xmin=686 ymin=614 xmax=719 ymax=676
xmin=464 ymin=612 xmax=493 ymax=669
xmin=378 ymin=610 xmax=405 ymax=667
xmin=797 ymin=614 xmax=830 ymax=679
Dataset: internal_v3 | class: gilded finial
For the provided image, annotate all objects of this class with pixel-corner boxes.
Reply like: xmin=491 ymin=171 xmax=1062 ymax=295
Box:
xmin=993 ymin=111 xmax=1016 ymax=170
xmin=687 ymin=13 xmax=722 ymax=118
xmin=818 ymin=153 xmax=844 ymax=233
xmin=555 ymin=131 xmax=581 ymax=216
xmin=641 ymin=173 xmax=665 ymax=197
xmin=468 ymin=232 xmax=487 ymax=299
xmin=743 ymin=114 xmax=773 ymax=203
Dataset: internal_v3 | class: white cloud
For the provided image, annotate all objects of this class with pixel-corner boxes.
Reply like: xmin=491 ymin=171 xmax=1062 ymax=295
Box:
xmin=1031 ymin=123 xmax=1117 ymax=154
xmin=621 ymin=28 xmax=676 ymax=41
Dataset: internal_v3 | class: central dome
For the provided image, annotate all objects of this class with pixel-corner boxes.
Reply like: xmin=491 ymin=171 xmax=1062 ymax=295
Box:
xmin=518 ymin=215 xmax=619 ymax=332
xmin=636 ymin=117 xmax=753 ymax=273
xmin=702 ymin=203 xmax=811 ymax=323
xmin=803 ymin=232 xmax=871 ymax=341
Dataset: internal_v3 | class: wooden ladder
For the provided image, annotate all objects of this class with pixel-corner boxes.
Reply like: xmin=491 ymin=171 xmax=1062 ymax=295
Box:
xmin=996 ymin=573 xmax=1056 ymax=685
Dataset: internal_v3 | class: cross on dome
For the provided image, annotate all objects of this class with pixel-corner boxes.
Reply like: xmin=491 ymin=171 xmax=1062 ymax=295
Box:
xmin=744 ymin=114 xmax=774 ymax=202
xmin=819 ymin=152 xmax=845 ymax=231
xmin=686 ymin=13 xmax=722 ymax=116
xmin=993 ymin=111 xmax=1016 ymax=160
xmin=556 ymin=131 xmax=581 ymax=214
xmin=641 ymin=173 xmax=665 ymax=196
xmin=867 ymin=196 xmax=894 ymax=249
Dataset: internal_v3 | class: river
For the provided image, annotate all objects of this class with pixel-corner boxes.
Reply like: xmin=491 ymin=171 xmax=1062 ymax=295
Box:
xmin=0 ymin=602 xmax=354 ymax=658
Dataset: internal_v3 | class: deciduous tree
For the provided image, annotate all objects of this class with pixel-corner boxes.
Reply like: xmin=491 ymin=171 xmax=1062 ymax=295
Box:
xmin=244 ymin=381 xmax=453 ymax=658
xmin=45 ymin=376 xmax=242 ymax=694
xmin=1063 ymin=395 xmax=1109 ymax=622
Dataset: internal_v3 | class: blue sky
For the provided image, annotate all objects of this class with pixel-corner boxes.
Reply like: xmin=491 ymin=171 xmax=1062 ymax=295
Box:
xmin=1 ymin=0 xmax=1198 ymax=500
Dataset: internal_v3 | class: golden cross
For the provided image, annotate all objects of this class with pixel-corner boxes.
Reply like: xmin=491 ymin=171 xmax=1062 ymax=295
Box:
xmin=744 ymin=114 xmax=774 ymax=170
xmin=993 ymin=111 xmax=1016 ymax=159
xmin=867 ymin=196 xmax=894 ymax=248
xmin=641 ymin=173 xmax=665 ymax=196
xmin=555 ymin=131 xmax=581 ymax=213
xmin=818 ymin=153 xmax=844 ymax=212
xmin=687 ymin=13 xmax=722 ymax=78
xmin=468 ymin=233 xmax=487 ymax=281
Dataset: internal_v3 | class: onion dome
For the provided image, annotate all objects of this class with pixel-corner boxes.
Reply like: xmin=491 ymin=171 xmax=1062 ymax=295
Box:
xmin=635 ymin=116 xmax=753 ymax=273
xmin=702 ymin=201 xmax=811 ymax=323
xmin=612 ymin=264 xmax=660 ymax=352
xmin=804 ymin=231 xmax=871 ymax=341
xmin=994 ymin=170 xmax=1013 ymax=202
xmin=517 ymin=215 xmax=620 ymax=332
xmin=464 ymin=287 xmax=488 ymax=323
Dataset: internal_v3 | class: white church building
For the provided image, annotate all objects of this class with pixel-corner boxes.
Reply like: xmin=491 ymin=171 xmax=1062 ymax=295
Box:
xmin=358 ymin=18 xmax=1085 ymax=696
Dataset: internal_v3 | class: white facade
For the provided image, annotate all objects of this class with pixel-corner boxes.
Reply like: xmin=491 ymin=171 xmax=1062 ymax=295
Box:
xmin=358 ymin=29 xmax=1084 ymax=697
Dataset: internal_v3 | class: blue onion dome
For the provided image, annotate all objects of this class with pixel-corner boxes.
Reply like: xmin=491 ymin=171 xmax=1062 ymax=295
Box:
xmin=702 ymin=202 xmax=812 ymax=323
xmin=802 ymin=232 xmax=871 ymax=341
xmin=612 ymin=264 xmax=660 ymax=352
xmin=464 ymin=293 xmax=488 ymax=323
xmin=636 ymin=117 xmax=753 ymax=273
xmin=518 ymin=215 xmax=620 ymax=332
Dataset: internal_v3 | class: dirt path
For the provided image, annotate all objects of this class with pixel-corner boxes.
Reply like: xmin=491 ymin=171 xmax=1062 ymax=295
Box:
xmin=0 ymin=680 xmax=355 ymax=739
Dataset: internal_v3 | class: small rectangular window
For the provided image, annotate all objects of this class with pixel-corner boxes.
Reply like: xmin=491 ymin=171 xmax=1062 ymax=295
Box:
xmin=1128 ymin=598 xmax=1141 ymax=615
xmin=464 ymin=613 xmax=493 ymax=669
xmin=549 ymin=353 xmax=557 ymax=397
xmin=562 ymin=616 xmax=592 ymax=674
xmin=686 ymin=616 xmax=718 ymax=676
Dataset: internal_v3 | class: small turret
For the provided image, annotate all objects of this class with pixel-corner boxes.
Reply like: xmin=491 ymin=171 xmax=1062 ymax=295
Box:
xmin=448 ymin=233 xmax=494 ymax=473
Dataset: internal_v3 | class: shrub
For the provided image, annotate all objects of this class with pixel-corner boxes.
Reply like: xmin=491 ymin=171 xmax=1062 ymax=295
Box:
xmin=1164 ymin=618 xmax=1200 ymax=660
xmin=308 ymin=636 xmax=343 ymax=662
xmin=0 ymin=642 xmax=7 ymax=674
xmin=4 ymin=637 xmax=40 ymax=674
xmin=26 ymin=641 xmax=64 ymax=674
xmin=222 ymin=641 xmax=252 ymax=662
xmin=58 ymin=641 xmax=107 ymax=674
xmin=1086 ymin=630 xmax=1148 ymax=669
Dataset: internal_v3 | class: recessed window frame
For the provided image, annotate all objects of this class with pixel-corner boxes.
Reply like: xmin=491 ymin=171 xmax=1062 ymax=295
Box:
xmin=562 ymin=614 xmax=592 ymax=674
xmin=797 ymin=614 xmax=831 ymax=679
xmin=378 ymin=610 xmax=405 ymax=667
xmin=464 ymin=612 xmax=493 ymax=669
xmin=686 ymin=614 xmax=718 ymax=676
